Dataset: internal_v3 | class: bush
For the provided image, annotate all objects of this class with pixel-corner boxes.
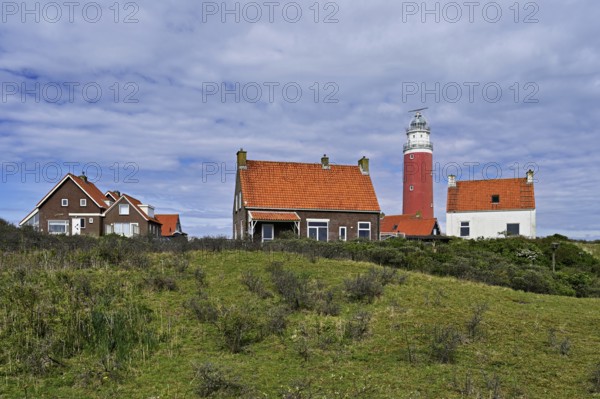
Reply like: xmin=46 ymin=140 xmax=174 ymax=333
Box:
xmin=430 ymin=325 xmax=462 ymax=363
xmin=216 ymin=305 xmax=264 ymax=353
xmin=344 ymin=311 xmax=372 ymax=341
xmin=240 ymin=270 xmax=272 ymax=299
xmin=268 ymin=262 xmax=311 ymax=310
xmin=189 ymin=295 xmax=219 ymax=323
xmin=344 ymin=271 xmax=383 ymax=303
xmin=146 ymin=275 xmax=178 ymax=292
xmin=466 ymin=303 xmax=488 ymax=340
xmin=195 ymin=362 xmax=246 ymax=397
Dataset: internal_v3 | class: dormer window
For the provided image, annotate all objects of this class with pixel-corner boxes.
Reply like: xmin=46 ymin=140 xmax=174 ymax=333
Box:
xmin=491 ymin=195 xmax=500 ymax=204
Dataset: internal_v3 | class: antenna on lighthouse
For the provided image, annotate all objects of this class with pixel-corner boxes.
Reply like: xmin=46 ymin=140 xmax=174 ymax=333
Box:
xmin=408 ymin=107 xmax=429 ymax=113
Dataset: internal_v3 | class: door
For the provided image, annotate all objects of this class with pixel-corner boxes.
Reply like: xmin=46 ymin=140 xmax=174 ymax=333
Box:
xmin=71 ymin=218 xmax=81 ymax=235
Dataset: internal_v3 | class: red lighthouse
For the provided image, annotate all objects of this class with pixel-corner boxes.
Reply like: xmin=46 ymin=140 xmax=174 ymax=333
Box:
xmin=403 ymin=110 xmax=434 ymax=219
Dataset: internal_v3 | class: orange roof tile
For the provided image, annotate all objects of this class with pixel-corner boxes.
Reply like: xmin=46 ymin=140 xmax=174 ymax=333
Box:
xmin=380 ymin=214 xmax=439 ymax=236
xmin=240 ymin=160 xmax=380 ymax=212
xmin=155 ymin=214 xmax=181 ymax=236
xmin=447 ymin=178 xmax=535 ymax=212
xmin=248 ymin=211 xmax=301 ymax=222
xmin=114 ymin=194 xmax=162 ymax=224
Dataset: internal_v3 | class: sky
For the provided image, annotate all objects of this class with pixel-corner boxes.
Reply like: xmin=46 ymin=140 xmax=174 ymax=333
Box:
xmin=1 ymin=0 xmax=599 ymax=239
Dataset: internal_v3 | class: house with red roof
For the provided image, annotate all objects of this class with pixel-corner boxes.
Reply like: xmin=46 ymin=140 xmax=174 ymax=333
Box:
xmin=155 ymin=214 xmax=186 ymax=238
xmin=446 ymin=171 xmax=536 ymax=239
xmin=380 ymin=214 xmax=441 ymax=240
xmin=233 ymin=149 xmax=381 ymax=242
xmin=20 ymin=173 xmax=165 ymax=238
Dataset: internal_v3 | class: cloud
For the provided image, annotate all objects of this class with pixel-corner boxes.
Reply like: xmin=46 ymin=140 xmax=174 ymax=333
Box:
xmin=1 ymin=0 xmax=599 ymax=239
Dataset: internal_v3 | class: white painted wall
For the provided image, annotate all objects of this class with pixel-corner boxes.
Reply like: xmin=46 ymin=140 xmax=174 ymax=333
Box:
xmin=446 ymin=209 xmax=536 ymax=239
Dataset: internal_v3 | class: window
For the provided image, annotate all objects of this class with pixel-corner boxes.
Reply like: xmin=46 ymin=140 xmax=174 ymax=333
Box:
xmin=339 ymin=226 xmax=347 ymax=241
xmin=61 ymin=199 xmax=68 ymax=207
xmin=460 ymin=221 xmax=470 ymax=237
xmin=114 ymin=222 xmax=131 ymax=236
xmin=409 ymin=185 xmax=414 ymax=191
xmin=409 ymin=154 xmax=415 ymax=160
xmin=48 ymin=220 xmax=68 ymax=235
xmin=24 ymin=213 xmax=40 ymax=230
xmin=119 ymin=204 xmax=129 ymax=215
xmin=307 ymin=220 xmax=328 ymax=242
xmin=507 ymin=223 xmax=520 ymax=236
xmin=80 ymin=199 xmax=87 ymax=207
xmin=358 ymin=222 xmax=371 ymax=240
xmin=262 ymin=224 xmax=274 ymax=242
xmin=491 ymin=195 xmax=500 ymax=204
xmin=80 ymin=218 xmax=86 ymax=229
xmin=89 ymin=217 xmax=94 ymax=223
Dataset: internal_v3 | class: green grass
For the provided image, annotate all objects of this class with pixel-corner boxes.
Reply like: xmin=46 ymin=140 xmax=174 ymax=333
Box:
xmin=2 ymin=250 xmax=600 ymax=398
xmin=578 ymin=242 xmax=600 ymax=261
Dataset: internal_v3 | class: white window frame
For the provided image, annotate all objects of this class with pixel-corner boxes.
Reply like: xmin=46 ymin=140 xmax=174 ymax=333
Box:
xmin=119 ymin=203 xmax=130 ymax=215
xmin=409 ymin=185 xmax=414 ymax=191
xmin=80 ymin=218 xmax=86 ymax=229
xmin=409 ymin=154 xmax=415 ymax=160
xmin=339 ymin=226 xmax=347 ymax=241
xmin=460 ymin=221 xmax=470 ymax=237
xmin=80 ymin=199 xmax=87 ymax=207
xmin=61 ymin=199 xmax=68 ymax=207
xmin=89 ymin=217 xmax=94 ymax=223
xmin=307 ymin=219 xmax=329 ymax=242
xmin=358 ymin=222 xmax=371 ymax=240
xmin=262 ymin=224 xmax=274 ymax=242
xmin=48 ymin=220 xmax=68 ymax=235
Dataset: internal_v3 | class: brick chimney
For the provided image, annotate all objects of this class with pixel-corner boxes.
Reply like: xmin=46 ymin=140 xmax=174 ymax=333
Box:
xmin=321 ymin=154 xmax=330 ymax=170
xmin=526 ymin=169 xmax=534 ymax=184
xmin=448 ymin=175 xmax=457 ymax=188
xmin=358 ymin=156 xmax=369 ymax=175
xmin=237 ymin=148 xmax=247 ymax=170
xmin=79 ymin=173 xmax=87 ymax=182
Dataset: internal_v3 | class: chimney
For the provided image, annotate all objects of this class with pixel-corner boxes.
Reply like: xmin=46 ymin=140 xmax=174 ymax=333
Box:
xmin=114 ymin=191 xmax=121 ymax=197
xmin=526 ymin=169 xmax=534 ymax=184
xmin=321 ymin=154 xmax=330 ymax=170
xmin=358 ymin=156 xmax=369 ymax=175
xmin=79 ymin=173 xmax=87 ymax=183
xmin=448 ymin=175 xmax=457 ymax=188
xmin=237 ymin=148 xmax=247 ymax=170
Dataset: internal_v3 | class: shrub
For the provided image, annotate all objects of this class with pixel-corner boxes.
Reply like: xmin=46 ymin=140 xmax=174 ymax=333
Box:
xmin=268 ymin=263 xmax=311 ymax=310
xmin=241 ymin=270 xmax=272 ymax=299
xmin=344 ymin=272 xmax=383 ymax=303
xmin=216 ymin=306 xmax=263 ymax=353
xmin=466 ymin=303 xmax=488 ymax=340
xmin=188 ymin=295 xmax=219 ymax=323
xmin=590 ymin=363 xmax=600 ymax=393
xmin=266 ymin=305 xmax=289 ymax=336
xmin=344 ymin=311 xmax=372 ymax=341
xmin=147 ymin=275 xmax=178 ymax=292
xmin=195 ymin=362 xmax=245 ymax=398
xmin=430 ymin=325 xmax=462 ymax=363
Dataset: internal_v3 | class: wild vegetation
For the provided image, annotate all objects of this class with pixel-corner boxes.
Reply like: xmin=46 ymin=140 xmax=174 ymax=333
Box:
xmin=1 ymin=219 xmax=600 ymax=397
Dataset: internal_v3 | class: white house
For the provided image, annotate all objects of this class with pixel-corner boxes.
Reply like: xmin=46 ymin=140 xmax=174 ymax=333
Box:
xmin=446 ymin=171 xmax=536 ymax=239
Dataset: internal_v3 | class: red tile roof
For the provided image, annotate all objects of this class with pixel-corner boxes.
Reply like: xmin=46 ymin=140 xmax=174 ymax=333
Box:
xmin=35 ymin=173 xmax=108 ymax=209
xmin=248 ymin=211 xmax=301 ymax=222
xmin=447 ymin=178 xmax=535 ymax=212
xmin=380 ymin=214 xmax=439 ymax=236
xmin=239 ymin=160 xmax=380 ymax=212
xmin=155 ymin=214 xmax=182 ymax=236
xmin=108 ymin=194 xmax=162 ymax=224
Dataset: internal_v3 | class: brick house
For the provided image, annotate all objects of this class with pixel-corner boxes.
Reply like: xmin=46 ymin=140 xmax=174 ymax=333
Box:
xmin=103 ymin=194 xmax=162 ymax=237
xmin=233 ymin=150 xmax=381 ymax=242
xmin=446 ymin=171 xmax=536 ymax=239
xmin=20 ymin=173 xmax=163 ymax=238
xmin=380 ymin=214 xmax=441 ymax=240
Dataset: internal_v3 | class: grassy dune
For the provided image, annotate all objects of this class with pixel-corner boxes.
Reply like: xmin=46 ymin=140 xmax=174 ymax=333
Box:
xmin=2 ymin=249 xmax=599 ymax=398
